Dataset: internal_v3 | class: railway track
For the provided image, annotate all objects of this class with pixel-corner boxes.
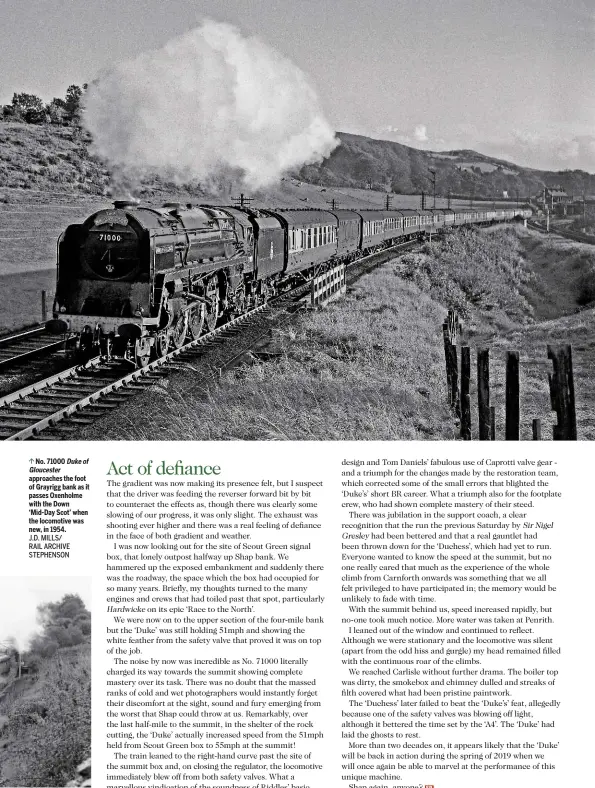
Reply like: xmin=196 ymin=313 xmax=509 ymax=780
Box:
xmin=0 ymin=326 xmax=69 ymax=370
xmin=527 ymin=220 xmax=595 ymax=246
xmin=0 ymin=238 xmax=420 ymax=441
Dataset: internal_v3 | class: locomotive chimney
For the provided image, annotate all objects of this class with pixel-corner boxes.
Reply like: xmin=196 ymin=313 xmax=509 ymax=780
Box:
xmin=113 ymin=199 xmax=140 ymax=209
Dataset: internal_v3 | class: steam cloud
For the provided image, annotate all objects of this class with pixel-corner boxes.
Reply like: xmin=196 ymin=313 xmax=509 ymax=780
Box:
xmin=84 ymin=20 xmax=338 ymax=190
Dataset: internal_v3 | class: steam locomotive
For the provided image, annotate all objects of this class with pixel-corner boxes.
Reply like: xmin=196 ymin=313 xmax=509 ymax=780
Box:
xmin=48 ymin=200 xmax=531 ymax=366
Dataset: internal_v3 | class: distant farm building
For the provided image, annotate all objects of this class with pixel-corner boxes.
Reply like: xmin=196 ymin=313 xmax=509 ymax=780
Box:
xmin=535 ymin=188 xmax=578 ymax=216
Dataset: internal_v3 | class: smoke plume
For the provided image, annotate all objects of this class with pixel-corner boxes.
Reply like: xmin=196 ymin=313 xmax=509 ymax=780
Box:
xmin=84 ymin=20 xmax=338 ymax=191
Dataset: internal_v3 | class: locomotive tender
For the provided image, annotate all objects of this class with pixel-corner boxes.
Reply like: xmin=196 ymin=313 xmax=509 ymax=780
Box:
xmin=49 ymin=200 xmax=531 ymax=366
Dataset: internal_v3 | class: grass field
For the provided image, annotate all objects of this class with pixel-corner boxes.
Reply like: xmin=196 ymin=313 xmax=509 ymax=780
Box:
xmin=0 ymin=193 xmax=104 ymax=330
xmin=465 ymin=227 xmax=595 ymax=439
xmin=0 ymin=268 xmax=55 ymax=332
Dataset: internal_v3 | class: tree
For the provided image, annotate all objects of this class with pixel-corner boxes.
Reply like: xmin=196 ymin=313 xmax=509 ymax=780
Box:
xmin=10 ymin=92 xmax=46 ymax=123
xmin=46 ymin=96 xmax=67 ymax=125
xmin=28 ymin=594 xmax=91 ymax=657
xmin=64 ymin=84 xmax=86 ymax=124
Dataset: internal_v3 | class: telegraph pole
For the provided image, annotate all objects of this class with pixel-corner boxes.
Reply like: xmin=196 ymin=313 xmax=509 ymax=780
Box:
xmin=326 ymin=198 xmax=338 ymax=210
xmin=428 ymin=169 xmax=437 ymax=208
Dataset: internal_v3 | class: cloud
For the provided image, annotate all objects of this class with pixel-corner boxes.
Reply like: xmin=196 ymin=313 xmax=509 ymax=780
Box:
xmin=371 ymin=121 xmax=595 ymax=173
xmin=84 ymin=20 xmax=338 ymax=191
xmin=413 ymin=125 xmax=428 ymax=143
xmin=481 ymin=132 xmax=595 ymax=172
xmin=375 ymin=123 xmax=439 ymax=149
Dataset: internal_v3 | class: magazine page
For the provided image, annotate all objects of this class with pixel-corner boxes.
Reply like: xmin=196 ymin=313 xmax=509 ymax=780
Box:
xmin=0 ymin=1 xmax=593 ymax=787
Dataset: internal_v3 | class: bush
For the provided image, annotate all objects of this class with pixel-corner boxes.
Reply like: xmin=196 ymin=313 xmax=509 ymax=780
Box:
xmin=4 ymin=647 xmax=91 ymax=787
xmin=397 ymin=227 xmax=534 ymax=322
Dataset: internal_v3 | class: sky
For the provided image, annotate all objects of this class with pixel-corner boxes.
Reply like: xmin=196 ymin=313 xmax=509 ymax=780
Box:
xmin=0 ymin=0 xmax=593 ymax=172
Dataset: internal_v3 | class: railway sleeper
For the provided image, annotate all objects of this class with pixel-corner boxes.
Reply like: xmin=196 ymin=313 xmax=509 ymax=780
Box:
xmin=1 ymin=411 xmax=53 ymax=423
xmin=79 ymin=393 xmax=133 ymax=403
xmin=39 ymin=423 xmax=79 ymax=433
xmin=12 ymin=340 xmax=51 ymax=348
xmin=7 ymin=403 xmax=64 ymax=415
xmin=75 ymin=402 xmax=120 ymax=411
xmin=74 ymin=375 xmax=127 ymax=385
xmin=55 ymin=384 xmax=108 ymax=394
xmin=26 ymin=393 xmax=89 ymax=404
xmin=63 ymin=415 xmax=96 ymax=425
xmin=122 ymin=381 xmax=158 ymax=389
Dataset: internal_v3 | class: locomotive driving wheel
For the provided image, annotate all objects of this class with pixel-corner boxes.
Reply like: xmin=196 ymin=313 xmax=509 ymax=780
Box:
xmin=153 ymin=329 xmax=170 ymax=359
xmin=171 ymin=312 xmax=188 ymax=349
xmin=187 ymin=303 xmax=204 ymax=340
xmin=204 ymin=276 xmax=219 ymax=332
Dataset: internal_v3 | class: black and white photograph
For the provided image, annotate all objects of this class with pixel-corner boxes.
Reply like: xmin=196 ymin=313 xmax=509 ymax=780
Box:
xmin=0 ymin=577 xmax=91 ymax=787
xmin=0 ymin=0 xmax=593 ymax=440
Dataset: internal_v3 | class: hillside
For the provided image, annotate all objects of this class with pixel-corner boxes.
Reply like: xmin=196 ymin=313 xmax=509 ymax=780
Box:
xmin=1 ymin=120 xmax=594 ymax=203
xmin=299 ymin=132 xmax=595 ymax=198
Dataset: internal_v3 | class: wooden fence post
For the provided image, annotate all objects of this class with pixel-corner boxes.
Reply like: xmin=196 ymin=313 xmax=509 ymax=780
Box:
xmin=443 ymin=322 xmax=453 ymax=405
xmin=460 ymin=346 xmax=471 ymax=440
xmin=41 ymin=290 xmax=47 ymax=323
xmin=443 ymin=311 xmax=460 ymax=415
xmin=547 ymin=345 xmax=577 ymax=440
xmin=477 ymin=349 xmax=490 ymax=440
xmin=450 ymin=342 xmax=460 ymax=417
xmin=505 ymin=351 xmax=520 ymax=440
